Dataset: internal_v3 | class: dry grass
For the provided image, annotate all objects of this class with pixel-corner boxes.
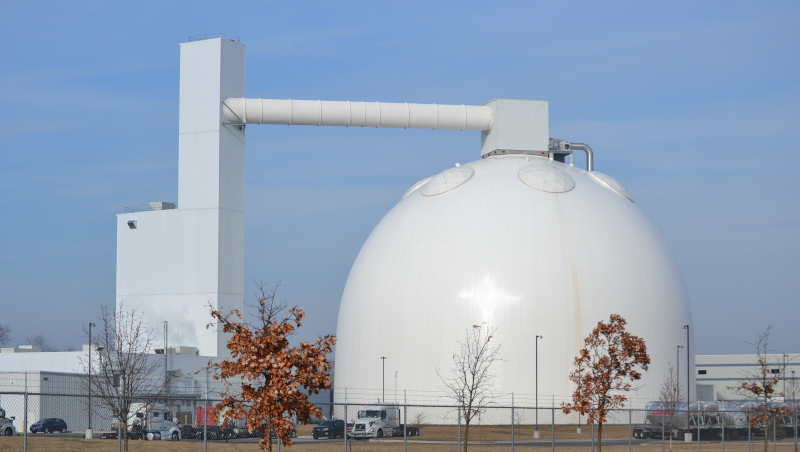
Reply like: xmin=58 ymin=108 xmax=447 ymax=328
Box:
xmin=1 ymin=428 xmax=796 ymax=452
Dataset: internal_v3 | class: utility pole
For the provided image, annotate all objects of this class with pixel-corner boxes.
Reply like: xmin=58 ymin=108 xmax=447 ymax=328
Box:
xmin=535 ymin=335 xmax=543 ymax=439
xmin=164 ymin=321 xmax=169 ymax=397
xmin=677 ymin=345 xmax=684 ymax=393
xmin=88 ymin=322 xmax=95 ymax=437
xmin=381 ymin=356 xmax=386 ymax=402
xmin=683 ymin=325 xmax=690 ymax=406
xmin=783 ymin=354 xmax=788 ymax=399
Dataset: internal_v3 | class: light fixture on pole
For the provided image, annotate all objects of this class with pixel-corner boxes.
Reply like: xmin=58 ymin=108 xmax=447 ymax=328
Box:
xmin=380 ymin=356 xmax=386 ymax=402
xmin=683 ymin=325 xmax=690 ymax=407
xmin=535 ymin=335 xmax=543 ymax=439
xmin=87 ymin=322 xmax=95 ymax=438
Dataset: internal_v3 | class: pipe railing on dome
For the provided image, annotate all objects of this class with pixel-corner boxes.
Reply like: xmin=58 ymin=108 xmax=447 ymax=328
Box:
xmin=222 ymin=98 xmax=494 ymax=131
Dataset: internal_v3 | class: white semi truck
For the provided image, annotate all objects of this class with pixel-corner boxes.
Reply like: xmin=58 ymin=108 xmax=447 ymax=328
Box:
xmin=350 ymin=404 xmax=419 ymax=439
xmin=127 ymin=403 xmax=181 ymax=441
xmin=0 ymin=406 xmax=16 ymax=436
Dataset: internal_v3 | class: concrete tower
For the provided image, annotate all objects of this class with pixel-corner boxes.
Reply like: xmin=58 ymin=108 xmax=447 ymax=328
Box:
xmin=116 ymin=38 xmax=245 ymax=356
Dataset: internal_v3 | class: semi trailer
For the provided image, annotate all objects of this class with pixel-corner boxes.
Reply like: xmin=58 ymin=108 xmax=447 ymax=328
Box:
xmin=633 ymin=401 xmax=800 ymax=440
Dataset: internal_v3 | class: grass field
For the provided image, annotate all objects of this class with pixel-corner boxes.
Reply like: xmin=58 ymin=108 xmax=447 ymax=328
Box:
xmin=1 ymin=424 xmax=796 ymax=452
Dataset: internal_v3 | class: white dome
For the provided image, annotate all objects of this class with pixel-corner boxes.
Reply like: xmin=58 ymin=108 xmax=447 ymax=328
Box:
xmin=335 ymin=154 xmax=692 ymax=410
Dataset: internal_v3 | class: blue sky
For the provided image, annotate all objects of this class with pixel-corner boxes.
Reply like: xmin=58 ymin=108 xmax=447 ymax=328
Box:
xmin=1 ymin=1 xmax=798 ymax=355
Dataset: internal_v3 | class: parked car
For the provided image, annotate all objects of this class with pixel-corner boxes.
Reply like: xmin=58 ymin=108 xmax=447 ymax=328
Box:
xmin=347 ymin=423 xmax=354 ymax=437
xmin=100 ymin=432 xmax=118 ymax=439
xmin=312 ymin=419 xmax=345 ymax=439
xmin=30 ymin=418 xmax=67 ymax=433
xmin=268 ymin=424 xmax=297 ymax=439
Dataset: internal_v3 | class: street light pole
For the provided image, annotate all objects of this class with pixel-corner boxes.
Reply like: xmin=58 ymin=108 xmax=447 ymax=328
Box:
xmin=677 ymin=345 xmax=684 ymax=392
xmin=535 ymin=335 xmax=543 ymax=439
xmin=164 ymin=321 xmax=169 ymax=398
xmin=381 ymin=356 xmax=386 ymax=402
xmin=683 ymin=325 xmax=690 ymax=406
xmin=783 ymin=354 xmax=787 ymax=400
xmin=577 ymin=362 xmax=582 ymax=434
xmin=88 ymin=322 xmax=95 ymax=437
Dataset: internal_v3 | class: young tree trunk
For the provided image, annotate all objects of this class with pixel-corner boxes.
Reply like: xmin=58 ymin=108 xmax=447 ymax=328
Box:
xmin=123 ymin=421 xmax=129 ymax=452
xmin=764 ymin=393 xmax=769 ymax=452
xmin=669 ymin=428 xmax=673 ymax=451
xmin=463 ymin=422 xmax=470 ymax=452
xmin=267 ymin=413 xmax=274 ymax=452
xmin=598 ymin=422 xmax=603 ymax=452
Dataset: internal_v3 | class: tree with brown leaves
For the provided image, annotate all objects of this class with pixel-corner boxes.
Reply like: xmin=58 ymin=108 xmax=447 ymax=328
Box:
xmin=728 ymin=326 xmax=787 ymax=452
xmin=208 ymin=282 xmax=336 ymax=452
xmin=436 ymin=324 xmax=500 ymax=452
xmin=562 ymin=314 xmax=650 ymax=452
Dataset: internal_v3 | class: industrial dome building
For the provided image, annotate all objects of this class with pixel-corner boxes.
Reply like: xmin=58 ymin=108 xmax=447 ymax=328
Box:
xmin=334 ymin=149 xmax=694 ymax=410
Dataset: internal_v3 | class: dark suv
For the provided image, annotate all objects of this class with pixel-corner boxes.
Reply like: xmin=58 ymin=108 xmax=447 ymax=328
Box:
xmin=30 ymin=418 xmax=67 ymax=433
xmin=312 ymin=419 xmax=345 ymax=439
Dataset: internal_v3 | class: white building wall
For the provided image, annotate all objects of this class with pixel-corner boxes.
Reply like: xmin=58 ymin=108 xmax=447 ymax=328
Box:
xmin=696 ymin=353 xmax=800 ymax=401
xmin=116 ymin=38 xmax=245 ymax=356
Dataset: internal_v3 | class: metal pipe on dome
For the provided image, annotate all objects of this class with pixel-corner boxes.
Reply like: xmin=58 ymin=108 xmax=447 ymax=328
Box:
xmin=222 ymin=98 xmax=494 ymax=131
xmin=568 ymin=143 xmax=593 ymax=172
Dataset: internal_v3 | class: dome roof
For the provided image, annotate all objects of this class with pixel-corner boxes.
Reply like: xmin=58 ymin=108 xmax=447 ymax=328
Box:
xmin=334 ymin=154 xmax=692 ymax=409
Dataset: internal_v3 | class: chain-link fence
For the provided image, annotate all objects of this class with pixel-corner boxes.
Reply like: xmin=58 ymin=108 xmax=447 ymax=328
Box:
xmin=0 ymin=392 xmax=798 ymax=451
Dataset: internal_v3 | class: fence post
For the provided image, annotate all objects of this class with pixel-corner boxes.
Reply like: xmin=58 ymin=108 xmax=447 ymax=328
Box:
xmin=458 ymin=405 xmax=462 ymax=452
xmin=117 ymin=389 xmax=122 ymax=452
xmin=629 ymin=409 xmax=632 ymax=452
xmin=773 ymin=415 xmax=777 ymax=452
xmin=662 ymin=408 xmax=666 ymax=452
xmin=204 ymin=371 xmax=208 ymax=452
xmin=696 ymin=407 xmax=700 ymax=452
xmin=793 ymin=404 xmax=797 ymax=452
xmin=722 ymin=407 xmax=725 ymax=452
xmin=591 ymin=421 xmax=595 ymax=452
xmin=343 ymin=396 xmax=347 ymax=452
xmin=511 ymin=393 xmax=515 ymax=452
xmin=23 ymin=373 xmax=28 ymax=452
xmin=404 ymin=390 xmax=407 ymax=452
xmin=551 ymin=397 xmax=555 ymax=452
xmin=748 ymin=412 xmax=751 ymax=452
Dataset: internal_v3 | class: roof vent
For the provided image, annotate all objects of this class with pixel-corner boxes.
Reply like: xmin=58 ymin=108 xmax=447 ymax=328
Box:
xmin=149 ymin=202 xmax=176 ymax=211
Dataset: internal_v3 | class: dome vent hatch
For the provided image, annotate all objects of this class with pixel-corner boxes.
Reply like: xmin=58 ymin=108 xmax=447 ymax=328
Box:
xmin=517 ymin=164 xmax=575 ymax=193
xmin=421 ymin=166 xmax=475 ymax=196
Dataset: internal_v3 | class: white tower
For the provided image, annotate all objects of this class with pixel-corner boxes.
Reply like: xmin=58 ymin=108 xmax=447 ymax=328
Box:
xmin=116 ymin=38 xmax=245 ymax=356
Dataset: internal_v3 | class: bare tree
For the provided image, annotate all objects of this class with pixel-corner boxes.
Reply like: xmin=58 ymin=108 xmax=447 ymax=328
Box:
xmin=0 ymin=323 xmax=10 ymax=346
xmin=25 ymin=334 xmax=59 ymax=352
xmin=79 ymin=304 xmax=164 ymax=452
xmin=436 ymin=324 xmax=500 ymax=452
xmin=728 ymin=326 xmax=787 ymax=452
xmin=658 ymin=363 xmax=685 ymax=451
xmin=411 ymin=411 xmax=428 ymax=427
